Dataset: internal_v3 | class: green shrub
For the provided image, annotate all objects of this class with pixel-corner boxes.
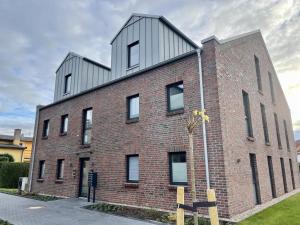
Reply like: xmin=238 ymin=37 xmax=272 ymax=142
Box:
xmin=0 ymin=162 xmax=29 ymax=188
xmin=0 ymin=154 xmax=14 ymax=162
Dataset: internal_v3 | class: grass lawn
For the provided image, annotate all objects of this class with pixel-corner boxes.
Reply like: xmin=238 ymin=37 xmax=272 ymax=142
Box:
xmin=0 ymin=188 xmax=60 ymax=201
xmin=238 ymin=192 xmax=300 ymax=225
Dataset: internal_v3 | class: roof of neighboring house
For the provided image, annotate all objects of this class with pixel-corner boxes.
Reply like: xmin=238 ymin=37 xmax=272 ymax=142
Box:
xmin=0 ymin=134 xmax=32 ymax=142
xmin=0 ymin=143 xmax=26 ymax=150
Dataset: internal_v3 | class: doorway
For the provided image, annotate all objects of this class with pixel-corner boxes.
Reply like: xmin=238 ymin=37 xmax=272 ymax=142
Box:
xmin=79 ymin=158 xmax=90 ymax=197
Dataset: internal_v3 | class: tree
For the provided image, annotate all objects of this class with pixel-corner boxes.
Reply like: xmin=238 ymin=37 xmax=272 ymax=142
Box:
xmin=0 ymin=153 xmax=15 ymax=162
xmin=187 ymin=109 xmax=209 ymax=225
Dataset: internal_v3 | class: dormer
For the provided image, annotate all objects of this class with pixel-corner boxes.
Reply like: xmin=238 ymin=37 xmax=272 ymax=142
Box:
xmin=110 ymin=13 xmax=198 ymax=79
xmin=53 ymin=52 xmax=111 ymax=102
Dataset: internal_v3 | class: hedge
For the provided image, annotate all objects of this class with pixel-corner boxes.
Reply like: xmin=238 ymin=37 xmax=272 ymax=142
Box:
xmin=0 ymin=162 xmax=29 ymax=188
xmin=0 ymin=154 xmax=14 ymax=162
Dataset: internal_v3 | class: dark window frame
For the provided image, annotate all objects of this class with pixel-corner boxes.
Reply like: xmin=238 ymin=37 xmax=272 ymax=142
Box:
xmin=64 ymin=74 xmax=71 ymax=94
xmin=283 ymin=120 xmax=290 ymax=150
xmin=166 ymin=81 xmax=184 ymax=113
xmin=268 ymin=72 xmax=275 ymax=103
xmin=254 ymin=55 xmax=262 ymax=92
xmin=169 ymin=152 xmax=188 ymax=186
xmin=260 ymin=103 xmax=270 ymax=144
xmin=82 ymin=108 xmax=93 ymax=145
xmin=289 ymin=159 xmax=295 ymax=190
xmin=274 ymin=113 xmax=282 ymax=148
xmin=242 ymin=90 xmax=254 ymax=138
xmin=42 ymin=120 xmax=49 ymax=137
xmin=267 ymin=156 xmax=277 ymax=198
xmin=127 ymin=94 xmax=140 ymax=121
xmin=56 ymin=159 xmax=65 ymax=180
xmin=60 ymin=114 xmax=68 ymax=135
xmin=250 ymin=153 xmax=261 ymax=205
xmin=127 ymin=41 xmax=139 ymax=68
xmin=38 ymin=160 xmax=45 ymax=179
xmin=280 ymin=158 xmax=288 ymax=193
xmin=126 ymin=154 xmax=139 ymax=183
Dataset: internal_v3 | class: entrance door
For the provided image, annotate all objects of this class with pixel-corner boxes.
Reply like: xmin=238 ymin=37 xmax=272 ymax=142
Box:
xmin=79 ymin=158 xmax=90 ymax=197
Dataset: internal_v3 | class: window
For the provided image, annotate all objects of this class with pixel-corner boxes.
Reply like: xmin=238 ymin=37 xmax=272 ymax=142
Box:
xmin=56 ymin=159 xmax=65 ymax=180
xmin=64 ymin=74 xmax=71 ymax=94
xmin=254 ymin=55 xmax=262 ymax=91
xmin=38 ymin=160 xmax=45 ymax=179
xmin=126 ymin=155 xmax=139 ymax=182
xmin=283 ymin=120 xmax=290 ymax=150
xmin=42 ymin=120 xmax=49 ymax=137
xmin=167 ymin=82 xmax=184 ymax=112
xmin=274 ymin=113 xmax=282 ymax=148
xmin=242 ymin=91 xmax=253 ymax=138
xmin=260 ymin=104 xmax=269 ymax=144
xmin=169 ymin=152 xmax=187 ymax=185
xmin=127 ymin=94 xmax=139 ymax=120
xmin=268 ymin=72 xmax=275 ymax=103
xmin=60 ymin=115 xmax=68 ymax=134
xmin=82 ymin=108 xmax=92 ymax=145
xmin=289 ymin=159 xmax=295 ymax=190
xmin=267 ymin=156 xmax=276 ymax=198
xmin=280 ymin=158 xmax=288 ymax=193
xmin=128 ymin=41 xmax=139 ymax=68
xmin=249 ymin=154 xmax=261 ymax=205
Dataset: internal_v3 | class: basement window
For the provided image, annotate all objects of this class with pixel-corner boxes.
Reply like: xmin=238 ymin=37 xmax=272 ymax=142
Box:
xmin=169 ymin=152 xmax=187 ymax=185
xmin=127 ymin=155 xmax=139 ymax=183
xmin=128 ymin=41 xmax=139 ymax=68
xmin=38 ymin=160 xmax=45 ymax=179
xmin=56 ymin=159 xmax=65 ymax=180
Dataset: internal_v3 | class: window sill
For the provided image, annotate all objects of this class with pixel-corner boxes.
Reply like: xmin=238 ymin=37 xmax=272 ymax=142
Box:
xmin=258 ymin=90 xmax=263 ymax=95
xmin=166 ymin=109 xmax=184 ymax=117
xmin=37 ymin=179 xmax=44 ymax=183
xmin=124 ymin=182 xmax=139 ymax=188
xmin=41 ymin=136 xmax=48 ymax=140
xmin=80 ymin=144 xmax=91 ymax=149
xmin=126 ymin=118 xmax=139 ymax=124
xmin=168 ymin=185 xmax=188 ymax=191
xmin=247 ymin=136 xmax=255 ymax=142
xmin=59 ymin=132 xmax=67 ymax=136
xmin=55 ymin=179 xmax=64 ymax=184
xmin=265 ymin=142 xmax=271 ymax=146
xmin=126 ymin=65 xmax=139 ymax=71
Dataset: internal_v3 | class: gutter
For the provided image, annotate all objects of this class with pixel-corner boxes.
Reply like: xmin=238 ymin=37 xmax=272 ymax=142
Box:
xmin=28 ymin=105 xmax=42 ymax=192
xmin=196 ymin=48 xmax=211 ymax=189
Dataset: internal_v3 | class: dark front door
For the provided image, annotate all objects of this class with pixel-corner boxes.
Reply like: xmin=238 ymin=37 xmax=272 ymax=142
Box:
xmin=79 ymin=158 xmax=90 ymax=197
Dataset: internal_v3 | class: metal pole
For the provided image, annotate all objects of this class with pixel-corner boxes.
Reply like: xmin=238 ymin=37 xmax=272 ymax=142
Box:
xmin=196 ymin=49 xmax=210 ymax=189
xmin=189 ymin=133 xmax=198 ymax=225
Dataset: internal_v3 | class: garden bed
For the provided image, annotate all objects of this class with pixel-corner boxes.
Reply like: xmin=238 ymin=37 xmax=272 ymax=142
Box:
xmin=0 ymin=188 xmax=60 ymax=201
xmin=85 ymin=202 xmax=232 ymax=225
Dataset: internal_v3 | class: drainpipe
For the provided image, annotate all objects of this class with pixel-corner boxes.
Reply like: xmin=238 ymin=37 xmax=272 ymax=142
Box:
xmin=28 ymin=105 xmax=42 ymax=192
xmin=196 ymin=48 xmax=210 ymax=189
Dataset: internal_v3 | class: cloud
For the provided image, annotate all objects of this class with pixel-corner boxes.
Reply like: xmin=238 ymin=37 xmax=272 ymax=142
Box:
xmin=0 ymin=0 xmax=300 ymax=137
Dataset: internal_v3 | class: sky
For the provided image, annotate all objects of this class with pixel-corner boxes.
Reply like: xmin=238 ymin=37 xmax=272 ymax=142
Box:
xmin=0 ymin=0 xmax=299 ymax=140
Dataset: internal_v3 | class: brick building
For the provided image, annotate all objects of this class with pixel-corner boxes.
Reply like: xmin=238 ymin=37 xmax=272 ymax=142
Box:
xmin=29 ymin=14 xmax=299 ymax=219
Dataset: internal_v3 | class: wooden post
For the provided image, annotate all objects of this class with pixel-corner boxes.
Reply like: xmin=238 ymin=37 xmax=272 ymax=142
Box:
xmin=189 ymin=133 xmax=199 ymax=225
xmin=177 ymin=186 xmax=184 ymax=225
xmin=207 ymin=189 xmax=219 ymax=225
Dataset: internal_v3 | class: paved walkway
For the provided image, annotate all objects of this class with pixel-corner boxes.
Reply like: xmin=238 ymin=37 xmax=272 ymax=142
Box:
xmin=0 ymin=193 xmax=157 ymax=225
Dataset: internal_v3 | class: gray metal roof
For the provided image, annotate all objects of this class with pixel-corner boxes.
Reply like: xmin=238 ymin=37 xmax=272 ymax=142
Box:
xmin=110 ymin=13 xmax=199 ymax=48
xmin=0 ymin=143 xmax=26 ymax=149
xmin=55 ymin=52 xmax=111 ymax=73
xmin=0 ymin=134 xmax=32 ymax=142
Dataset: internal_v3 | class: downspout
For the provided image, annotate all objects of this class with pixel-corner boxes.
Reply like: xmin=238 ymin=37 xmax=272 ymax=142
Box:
xmin=28 ymin=105 xmax=42 ymax=192
xmin=196 ymin=48 xmax=211 ymax=189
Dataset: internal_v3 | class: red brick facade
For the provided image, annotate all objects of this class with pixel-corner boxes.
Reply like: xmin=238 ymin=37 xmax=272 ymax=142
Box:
xmin=31 ymin=32 xmax=299 ymax=219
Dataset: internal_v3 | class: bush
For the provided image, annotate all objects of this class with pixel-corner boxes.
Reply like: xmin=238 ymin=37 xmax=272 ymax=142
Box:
xmin=0 ymin=162 xmax=29 ymax=188
xmin=0 ymin=154 xmax=14 ymax=162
